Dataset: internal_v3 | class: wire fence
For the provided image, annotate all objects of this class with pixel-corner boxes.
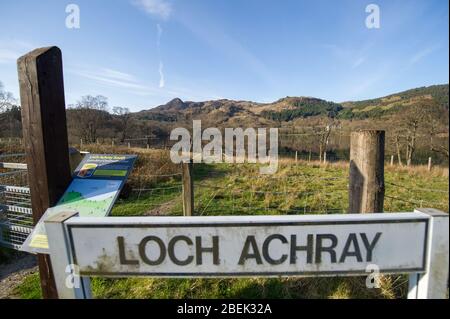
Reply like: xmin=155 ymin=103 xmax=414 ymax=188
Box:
xmin=0 ymin=143 xmax=448 ymax=250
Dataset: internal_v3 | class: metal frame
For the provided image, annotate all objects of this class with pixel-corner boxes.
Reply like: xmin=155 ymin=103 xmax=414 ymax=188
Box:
xmin=0 ymin=184 xmax=33 ymax=250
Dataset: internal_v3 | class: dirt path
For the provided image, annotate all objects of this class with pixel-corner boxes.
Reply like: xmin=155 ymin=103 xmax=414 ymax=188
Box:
xmin=0 ymin=253 xmax=37 ymax=299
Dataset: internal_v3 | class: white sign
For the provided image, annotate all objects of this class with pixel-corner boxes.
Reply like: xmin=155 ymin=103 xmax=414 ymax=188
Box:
xmin=45 ymin=209 xmax=449 ymax=299
xmin=63 ymin=213 xmax=429 ymax=277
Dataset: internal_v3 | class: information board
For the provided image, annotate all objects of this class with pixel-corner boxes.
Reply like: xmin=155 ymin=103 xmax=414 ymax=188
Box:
xmin=21 ymin=154 xmax=136 ymax=254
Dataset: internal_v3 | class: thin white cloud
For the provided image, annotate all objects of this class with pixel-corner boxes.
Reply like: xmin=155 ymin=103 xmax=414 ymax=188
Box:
xmin=346 ymin=64 xmax=390 ymax=99
xmin=0 ymin=40 xmax=35 ymax=64
xmin=409 ymin=45 xmax=440 ymax=65
xmin=100 ymin=68 xmax=137 ymax=82
xmin=156 ymin=23 xmax=165 ymax=88
xmin=69 ymin=67 xmax=159 ymax=96
xmin=132 ymin=0 xmax=172 ymax=20
xmin=158 ymin=61 xmax=165 ymax=88
xmin=0 ymin=49 xmax=18 ymax=64
xmin=322 ymin=43 xmax=373 ymax=70
xmin=352 ymin=57 xmax=366 ymax=69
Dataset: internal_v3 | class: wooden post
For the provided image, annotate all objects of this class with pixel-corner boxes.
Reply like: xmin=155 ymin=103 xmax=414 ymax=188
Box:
xmin=308 ymin=149 xmax=312 ymax=162
xmin=323 ymin=151 xmax=327 ymax=164
xmin=18 ymin=46 xmax=72 ymax=299
xmin=390 ymin=155 xmax=394 ymax=166
xmin=349 ymin=130 xmax=385 ymax=214
xmin=428 ymin=157 xmax=432 ymax=171
xmin=295 ymin=151 xmax=298 ymax=164
xmin=181 ymin=161 xmax=194 ymax=216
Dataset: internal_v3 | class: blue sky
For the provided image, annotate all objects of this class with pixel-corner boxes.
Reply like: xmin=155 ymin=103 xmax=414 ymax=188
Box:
xmin=0 ymin=0 xmax=448 ymax=111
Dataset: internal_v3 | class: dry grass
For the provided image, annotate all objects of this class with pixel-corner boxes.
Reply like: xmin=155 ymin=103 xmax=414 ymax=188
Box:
xmin=4 ymin=143 xmax=449 ymax=299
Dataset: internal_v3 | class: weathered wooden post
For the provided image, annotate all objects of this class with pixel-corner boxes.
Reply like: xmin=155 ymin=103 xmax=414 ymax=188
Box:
xmin=295 ymin=151 xmax=298 ymax=164
xmin=390 ymin=155 xmax=394 ymax=166
xmin=349 ymin=130 xmax=385 ymax=213
xmin=427 ymin=157 xmax=432 ymax=172
xmin=323 ymin=151 xmax=327 ymax=164
xmin=18 ymin=46 xmax=72 ymax=298
xmin=181 ymin=161 xmax=194 ymax=216
xmin=308 ymin=149 xmax=312 ymax=162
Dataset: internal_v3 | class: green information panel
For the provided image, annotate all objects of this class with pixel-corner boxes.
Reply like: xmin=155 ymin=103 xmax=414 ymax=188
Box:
xmin=21 ymin=154 xmax=137 ymax=254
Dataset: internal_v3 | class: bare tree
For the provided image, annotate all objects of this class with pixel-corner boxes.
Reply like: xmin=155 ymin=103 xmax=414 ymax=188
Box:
xmin=425 ymin=101 xmax=449 ymax=159
xmin=72 ymin=95 xmax=109 ymax=143
xmin=312 ymin=119 xmax=335 ymax=162
xmin=113 ymin=106 xmax=131 ymax=143
xmin=402 ymin=103 xmax=430 ymax=166
xmin=0 ymin=81 xmax=16 ymax=113
xmin=0 ymin=81 xmax=21 ymax=138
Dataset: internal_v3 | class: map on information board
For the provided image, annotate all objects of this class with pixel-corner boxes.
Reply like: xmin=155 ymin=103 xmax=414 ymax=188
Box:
xmin=21 ymin=154 xmax=137 ymax=254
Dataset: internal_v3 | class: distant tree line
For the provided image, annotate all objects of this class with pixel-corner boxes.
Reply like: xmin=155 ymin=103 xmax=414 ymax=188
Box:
xmin=261 ymin=100 xmax=343 ymax=121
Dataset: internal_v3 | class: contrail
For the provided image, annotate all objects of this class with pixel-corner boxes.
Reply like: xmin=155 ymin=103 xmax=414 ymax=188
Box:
xmin=157 ymin=23 xmax=165 ymax=88
xmin=159 ymin=61 xmax=165 ymax=88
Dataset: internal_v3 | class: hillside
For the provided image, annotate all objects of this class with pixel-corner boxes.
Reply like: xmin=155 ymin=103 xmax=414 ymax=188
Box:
xmin=339 ymin=84 xmax=449 ymax=119
xmin=132 ymin=84 xmax=449 ymax=128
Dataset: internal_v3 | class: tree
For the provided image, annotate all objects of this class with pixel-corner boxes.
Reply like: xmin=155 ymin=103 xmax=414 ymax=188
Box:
xmin=0 ymin=81 xmax=21 ymax=138
xmin=72 ymin=95 xmax=109 ymax=143
xmin=393 ymin=100 xmax=446 ymax=166
xmin=402 ymin=103 xmax=429 ymax=166
xmin=426 ymin=102 xmax=449 ymax=159
xmin=113 ymin=106 xmax=131 ymax=143
xmin=312 ymin=118 xmax=337 ymax=162
xmin=0 ymin=81 xmax=16 ymax=113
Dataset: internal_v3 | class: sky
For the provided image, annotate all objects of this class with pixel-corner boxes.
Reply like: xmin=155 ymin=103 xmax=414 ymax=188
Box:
xmin=0 ymin=0 xmax=448 ymax=112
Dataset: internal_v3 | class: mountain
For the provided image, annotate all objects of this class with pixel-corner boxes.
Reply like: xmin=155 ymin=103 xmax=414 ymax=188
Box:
xmin=132 ymin=84 xmax=448 ymax=127
xmin=339 ymin=84 xmax=448 ymax=119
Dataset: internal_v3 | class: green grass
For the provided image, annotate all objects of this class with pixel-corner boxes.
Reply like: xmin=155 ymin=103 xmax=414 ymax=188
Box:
xmin=13 ymin=272 xmax=42 ymax=299
xmin=13 ymin=160 xmax=448 ymax=299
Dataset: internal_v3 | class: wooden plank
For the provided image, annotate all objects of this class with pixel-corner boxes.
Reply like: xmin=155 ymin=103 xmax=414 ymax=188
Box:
xmin=182 ymin=161 xmax=194 ymax=216
xmin=349 ymin=130 xmax=385 ymax=213
xmin=0 ymin=162 xmax=27 ymax=170
xmin=18 ymin=46 xmax=72 ymax=299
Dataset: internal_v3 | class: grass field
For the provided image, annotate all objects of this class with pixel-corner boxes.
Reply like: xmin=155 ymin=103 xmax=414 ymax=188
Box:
xmin=4 ymin=146 xmax=449 ymax=299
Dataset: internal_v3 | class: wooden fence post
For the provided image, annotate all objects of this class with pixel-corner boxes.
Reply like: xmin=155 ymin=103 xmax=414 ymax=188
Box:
xmin=323 ymin=151 xmax=327 ymax=164
xmin=390 ymin=155 xmax=394 ymax=166
xmin=295 ymin=151 xmax=298 ymax=164
xmin=181 ymin=161 xmax=194 ymax=216
xmin=349 ymin=130 xmax=385 ymax=214
xmin=428 ymin=157 xmax=432 ymax=171
xmin=18 ymin=46 xmax=72 ymax=299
